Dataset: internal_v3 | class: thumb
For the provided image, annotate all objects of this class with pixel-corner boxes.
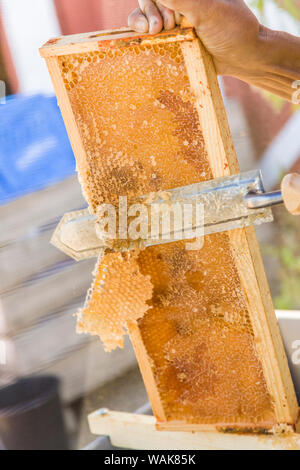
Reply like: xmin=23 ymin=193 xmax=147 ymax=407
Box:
xmin=281 ymin=173 xmax=300 ymax=216
xmin=158 ymin=0 xmax=194 ymax=10
xmin=158 ymin=0 xmax=209 ymax=27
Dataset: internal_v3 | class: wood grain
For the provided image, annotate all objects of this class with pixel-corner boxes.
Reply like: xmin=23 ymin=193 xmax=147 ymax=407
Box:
xmin=181 ymin=38 xmax=298 ymax=426
xmin=0 ymin=259 xmax=94 ymax=335
xmin=0 ymin=176 xmax=85 ymax=246
xmin=89 ymin=410 xmax=300 ymax=450
xmin=40 ymin=27 xmax=195 ymax=58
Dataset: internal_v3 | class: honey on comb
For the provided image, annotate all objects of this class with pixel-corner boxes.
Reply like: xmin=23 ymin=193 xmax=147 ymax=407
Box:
xmin=77 ymin=251 xmax=153 ymax=352
xmin=59 ymin=39 xmax=276 ymax=429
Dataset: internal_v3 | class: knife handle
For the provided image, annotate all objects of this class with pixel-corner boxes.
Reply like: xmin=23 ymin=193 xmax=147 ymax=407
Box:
xmin=281 ymin=173 xmax=300 ymax=216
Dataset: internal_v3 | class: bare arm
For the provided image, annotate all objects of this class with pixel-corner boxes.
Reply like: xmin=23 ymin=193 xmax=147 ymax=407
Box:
xmin=128 ymin=0 xmax=300 ymax=102
xmin=248 ymin=28 xmax=300 ymax=101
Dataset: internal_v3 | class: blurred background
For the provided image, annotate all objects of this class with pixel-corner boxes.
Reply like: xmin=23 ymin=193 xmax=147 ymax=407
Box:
xmin=0 ymin=0 xmax=299 ymax=450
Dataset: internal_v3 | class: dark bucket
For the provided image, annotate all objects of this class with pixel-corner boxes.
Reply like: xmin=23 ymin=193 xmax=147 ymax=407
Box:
xmin=0 ymin=376 xmax=69 ymax=450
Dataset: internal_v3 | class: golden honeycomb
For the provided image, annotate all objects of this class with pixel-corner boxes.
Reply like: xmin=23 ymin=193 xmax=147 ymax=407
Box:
xmin=58 ymin=38 xmax=276 ymax=429
xmin=77 ymin=251 xmax=153 ymax=352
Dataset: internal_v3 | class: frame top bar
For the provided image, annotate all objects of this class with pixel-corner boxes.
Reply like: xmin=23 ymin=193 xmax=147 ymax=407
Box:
xmin=40 ymin=26 xmax=196 ymax=58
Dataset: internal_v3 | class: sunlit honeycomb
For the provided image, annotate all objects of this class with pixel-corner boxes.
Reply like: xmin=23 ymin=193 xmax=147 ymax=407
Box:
xmin=77 ymin=251 xmax=153 ymax=352
xmin=58 ymin=37 xmax=276 ymax=430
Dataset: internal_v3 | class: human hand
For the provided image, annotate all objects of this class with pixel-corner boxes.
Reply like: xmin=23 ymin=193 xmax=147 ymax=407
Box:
xmin=128 ymin=1 xmax=300 ymax=101
xmin=128 ymin=0 xmax=262 ymax=77
xmin=282 ymin=173 xmax=300 ymax=216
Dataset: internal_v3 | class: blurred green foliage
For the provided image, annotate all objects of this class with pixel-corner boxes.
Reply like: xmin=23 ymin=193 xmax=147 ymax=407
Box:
xmin=264 ymin=245 xmax=300 ymax=309
xmin=251 ymin=0 xmax=300 ymax=20
xmin=272 ymin=0 xmax=300 ymax=20
xmin=248 ymin=1 xmax=300 ymax=309
xmin=262 ymin=206 xmax=300 ymax=310
xmin=250 ymin=0 xmax=300 ymax=111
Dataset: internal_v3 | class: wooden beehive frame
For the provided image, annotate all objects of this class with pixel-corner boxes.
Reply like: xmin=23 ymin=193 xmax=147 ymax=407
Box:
xmin=88 ymin=409 xmax=300 ymax=450
xmin=40 ymin=26 xmax=299 ymax=433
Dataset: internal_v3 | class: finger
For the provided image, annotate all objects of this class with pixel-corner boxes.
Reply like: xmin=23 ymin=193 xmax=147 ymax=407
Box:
xmin=160 ymin=0 xmax=197 ymax=19
xmin=158 ymin=0 xmax=185 ymax=10
xmin=139 ymin=0 xmax=164 ymax=34
xmin=281 ymin=173 xmax=300 ymax=215
xmin=128 ymin=7 xmax=149 ymax=33
xmin=156 ymin=0 xmax=183 ymax=26
xmin=174 ymin=12 xmax=182 ymax=25
xmin=156 ymin=2 xmax=175 ymax=30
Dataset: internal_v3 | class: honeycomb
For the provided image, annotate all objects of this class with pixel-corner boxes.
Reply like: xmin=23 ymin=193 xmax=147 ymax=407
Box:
xmin=77 ymin=251 xmax=153 ymax=352
xmin=58 ymin=37 xmax=276 ymax=429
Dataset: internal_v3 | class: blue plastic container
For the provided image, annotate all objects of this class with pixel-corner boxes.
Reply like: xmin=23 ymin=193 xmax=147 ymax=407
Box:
xmin=0 ymin=94 xmax=75 ymax=204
